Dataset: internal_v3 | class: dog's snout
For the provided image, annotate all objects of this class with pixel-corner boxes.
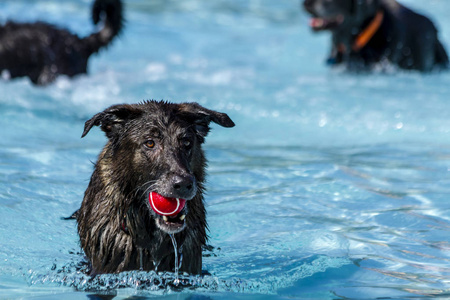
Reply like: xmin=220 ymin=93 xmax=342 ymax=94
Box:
xmin=172 ymin=174 xmax=195 ymax=196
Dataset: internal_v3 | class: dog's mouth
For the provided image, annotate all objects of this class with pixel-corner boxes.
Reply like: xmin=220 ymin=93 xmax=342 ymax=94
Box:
xmin=309 ymin=15 xmax=344 ymax=31
xmin=149 ymin=192 xmax=188 ymax=234
xmin=155 ymin=212 xmax=187 ymax=234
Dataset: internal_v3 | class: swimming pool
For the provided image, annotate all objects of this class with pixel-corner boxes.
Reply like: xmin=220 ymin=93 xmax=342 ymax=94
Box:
xmin=0 ymin=0 xmax=449 ymax=298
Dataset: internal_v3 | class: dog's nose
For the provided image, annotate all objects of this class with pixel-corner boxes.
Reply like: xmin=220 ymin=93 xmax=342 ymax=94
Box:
xmin=172 ymin=174 xmax=195 ymax=195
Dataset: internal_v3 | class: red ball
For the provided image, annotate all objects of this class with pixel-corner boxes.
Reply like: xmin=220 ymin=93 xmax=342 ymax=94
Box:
xmin=149 ymin=192 xmax=186 ymax=217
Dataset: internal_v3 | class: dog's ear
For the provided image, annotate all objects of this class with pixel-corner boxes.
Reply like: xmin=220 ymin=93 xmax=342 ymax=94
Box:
xmin=82 ymin=104 xmax=142 ymax=139
xmin=178 ymin=102 xmax=235 ymax=138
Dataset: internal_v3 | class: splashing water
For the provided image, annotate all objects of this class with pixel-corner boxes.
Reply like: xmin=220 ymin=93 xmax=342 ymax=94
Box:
xmin=26 ymin=251 xmax=352 ymax=294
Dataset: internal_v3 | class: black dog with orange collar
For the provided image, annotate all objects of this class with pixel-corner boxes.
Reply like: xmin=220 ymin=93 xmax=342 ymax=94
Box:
xmin=303 ymin=0 xmax=448 ymax=72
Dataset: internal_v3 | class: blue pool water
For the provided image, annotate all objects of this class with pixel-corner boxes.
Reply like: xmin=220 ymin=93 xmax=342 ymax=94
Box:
xmin=1 ymin=0 xmax=450 ymax=298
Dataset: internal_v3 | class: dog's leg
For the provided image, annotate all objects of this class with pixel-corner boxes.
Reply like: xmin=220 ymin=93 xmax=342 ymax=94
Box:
xmin=414 ymin=38 xmax=437 ymax=72
xmin=435 ymin=40 xmax=449 ymax=67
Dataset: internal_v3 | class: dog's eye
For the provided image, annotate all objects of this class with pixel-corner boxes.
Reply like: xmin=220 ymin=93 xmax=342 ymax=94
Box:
xmin=144 ymin=140 xmax=155 ymax=149
xmin=183 ymin=139 xmax=192 ymax=149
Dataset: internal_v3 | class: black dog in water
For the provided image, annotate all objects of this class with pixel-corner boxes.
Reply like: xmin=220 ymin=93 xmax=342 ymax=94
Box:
xmin=76 ymin=101 xmax=234 ymax=275
xmin=303 ymin=0 xmax=448 ymax=72
xmin=0 ymin=0 xmax=123 ymax=85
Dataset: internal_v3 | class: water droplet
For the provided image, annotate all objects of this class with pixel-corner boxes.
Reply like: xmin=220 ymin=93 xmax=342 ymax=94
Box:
xmin=153 ymin=260 xmax=160 ymax=272
xmin=169 ymin=234 xmax=180 ymax=285
xmin=138 ymin=247 xmax=143 ymax=271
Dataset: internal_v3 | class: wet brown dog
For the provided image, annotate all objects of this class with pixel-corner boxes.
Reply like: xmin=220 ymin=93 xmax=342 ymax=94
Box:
xmin=303 ymin=0 xmax=448 ymax=71
xmin=0 ymin=0 xmax=123 ymax=85
xmin=77 ymin=101 xmax=234 ymax=275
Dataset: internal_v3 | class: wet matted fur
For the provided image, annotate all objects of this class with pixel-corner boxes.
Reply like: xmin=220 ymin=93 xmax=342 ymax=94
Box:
xmin=0 ymin=0 xmax=123 ymax=85
xmin=76 ymin=101 xmax=235 ymax=275
xmin=303 ymin=0 xmax=448 ymax=72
